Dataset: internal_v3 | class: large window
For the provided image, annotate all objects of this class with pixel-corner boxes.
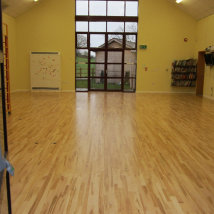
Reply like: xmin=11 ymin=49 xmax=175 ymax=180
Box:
xmin=75 ymin=0 xmax=138 ymax=92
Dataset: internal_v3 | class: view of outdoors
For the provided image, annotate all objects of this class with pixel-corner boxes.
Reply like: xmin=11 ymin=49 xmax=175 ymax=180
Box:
xmin=75 ymin=0 xmax=138 ymax=92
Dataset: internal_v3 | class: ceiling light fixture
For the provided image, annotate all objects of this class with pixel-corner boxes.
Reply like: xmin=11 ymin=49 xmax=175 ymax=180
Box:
xmin=34 ymin=0 xmax=38 ymax=2
xmin=176 ymin=0 xmax=183 ymax=3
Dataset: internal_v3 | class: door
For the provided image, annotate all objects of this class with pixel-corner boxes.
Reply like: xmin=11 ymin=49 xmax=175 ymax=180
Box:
xmin=196 ymin=51 xmax=205 ymax=96
xmin=106 ymin=34 xmax=124 ymax=91
xmin=89 ymin=35 xmax=124 ymax=91
xmin=89 ymin=33 xmax=106 ymax=91
xmin=106 ymin=50 xmax=123 ymax=91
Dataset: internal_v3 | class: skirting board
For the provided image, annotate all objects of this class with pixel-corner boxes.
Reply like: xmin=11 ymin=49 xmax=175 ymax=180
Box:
xmin=11 ymin=90 xmax=195 ymax=94
xmin=61 ymin=90 xmax=75 ymax=93
xmin=203 ymin=95 xmax=214 ymax=100
xmin=136 ymin=91 xmax=195 ymax=94
xmin=11 ymin=89 xmax=30 ymax=93
xmin=11 ymin=89 xmax=75 ymax=93
xmin=31 ymin=90 xmax=75 ymax=93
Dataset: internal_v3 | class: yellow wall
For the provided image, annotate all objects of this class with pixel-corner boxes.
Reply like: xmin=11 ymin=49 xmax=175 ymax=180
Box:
xmin=6 ymin=0 xmax=198 ymax=92
xmin=15 ymin=0 xmax=75 ymax=91
xmin=136 ymin=0 xmax=197 ymax=92
xmin=2 ymin=13 xmax=17 ymax=92
xmin=196 ymin=14 xmax=214 ymax=99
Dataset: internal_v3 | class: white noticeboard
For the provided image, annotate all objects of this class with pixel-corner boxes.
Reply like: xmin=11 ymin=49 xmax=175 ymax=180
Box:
xmin=30 ymin=52 xmax=61 ymax=90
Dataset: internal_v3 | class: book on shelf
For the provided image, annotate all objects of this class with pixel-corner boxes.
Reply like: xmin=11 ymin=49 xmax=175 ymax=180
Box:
xmin=171 ymin=58 xmax=197 ymax=87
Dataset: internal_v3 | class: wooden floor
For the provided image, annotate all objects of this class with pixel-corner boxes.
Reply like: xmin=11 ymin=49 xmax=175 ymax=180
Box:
xmin=7 ymin=92 xmax=214 ymax=214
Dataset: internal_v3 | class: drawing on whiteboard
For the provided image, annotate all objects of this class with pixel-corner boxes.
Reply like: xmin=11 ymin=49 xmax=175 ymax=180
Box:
xmin=33 ymin=56 xmax=59 ymax=80
xmin=30 ymin=52 xmax=61 ymax=89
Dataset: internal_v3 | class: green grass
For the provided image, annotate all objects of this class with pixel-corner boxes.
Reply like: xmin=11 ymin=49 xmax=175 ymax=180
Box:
xmin=76 ymin=57 xmax=95 ymax=77
xmin=76 ymin=79 xmax=133 ymax=90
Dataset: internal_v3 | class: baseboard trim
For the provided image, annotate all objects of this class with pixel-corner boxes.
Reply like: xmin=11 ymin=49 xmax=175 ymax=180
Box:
xmin=61 ymin=90 xmax=75 ymax=93
xmin=203 ymin=95 xmax=214 ymax=100
xmin=136 ymin=91 xmax=195 ymax=94
xmin=11 ymin=90 xmax=197 ymax=95
xmin=11 ymin=89 xmax=76 ymax=93
xmin=31 ymin=89 xmax=61 ymax=93
xmin=31 ymin=90 xmax=76 ymax=93
xmin=11 ymin=89 xmax=30 ymax=93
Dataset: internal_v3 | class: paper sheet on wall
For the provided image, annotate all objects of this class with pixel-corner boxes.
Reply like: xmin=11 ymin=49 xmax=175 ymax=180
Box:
xmin=30 ymin=52 xmax=61 ymax=90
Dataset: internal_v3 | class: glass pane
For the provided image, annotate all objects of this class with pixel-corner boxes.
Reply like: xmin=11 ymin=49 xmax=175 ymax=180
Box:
xmin=91 ymin=51 xmax=105 ymax=63
xmin=77 ymin=34 xmax=87 ymax=48
xmin=126 ymin=35 xmax=136 ymax=49
xmin=76 ymin=64 xmax=88 ymax=77
xmin=89 ymin=22 xmax=106 ymax=32
xmin=108 ymin=51 xmax=122 ymax=63
xmin=76 ymin=1 xmax=88 ymax=16
xmin=89 ymin=1 xmax=106 ymax=16
xmin=125 ymin=50 xmax=137 ymax=64
xmin=76 ymin=22 xmax=88 ymax=32
xmin=107 ymin=22 xmax=124 ymax=32
xmin=90 ymin=78 xmax=104 ymax=90
xmin=108 ymin=1 xmax=124 ymax=16
xmin=90 ymin=34 xmax=105 ymax=48
xmin=124 ymin=64 xmax=136 ymax=78
xmin=107 ymin=64 xmax=122 ymax=77
xmin=107 ymin=79 xmax=121 ymax=90
xmin=76 ymin=78 xmax=88 ymax=91
xmin=125 ymin=22 xmax=138 ymax=32
xmin=91 ymin=64 xmax=105 ymax=77
xmin=108 ymin=35 xmax=123 ymax=49
xmin=124 ymin=78 xmax=136 ymax=92
xmin=126 ymin=1 xmax=138 ymax=16
xmin=76 ymin=49 xmax=88 ymax=63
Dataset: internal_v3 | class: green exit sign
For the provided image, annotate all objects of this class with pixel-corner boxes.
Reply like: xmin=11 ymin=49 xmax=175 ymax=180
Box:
xmin=140 ymin=45 xmax=147 ymax=49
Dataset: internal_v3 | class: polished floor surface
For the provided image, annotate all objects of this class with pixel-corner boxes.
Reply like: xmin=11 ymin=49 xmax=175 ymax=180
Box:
xmin=7 ymin=92 xmax=214 ymax=214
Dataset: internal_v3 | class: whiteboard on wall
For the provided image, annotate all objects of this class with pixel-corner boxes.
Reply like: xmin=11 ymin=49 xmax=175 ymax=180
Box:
xmin=30 ymin=52 xmax=61 ymax=90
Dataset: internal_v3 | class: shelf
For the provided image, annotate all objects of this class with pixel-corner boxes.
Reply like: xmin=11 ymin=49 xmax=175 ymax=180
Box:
xmin=171 ymin=59 xmax=197 ymax=88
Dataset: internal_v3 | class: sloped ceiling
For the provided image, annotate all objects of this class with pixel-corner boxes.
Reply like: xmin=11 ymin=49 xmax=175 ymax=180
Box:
xmin=1 ymin=0 xmax=214 ymax=20
xmin=2 ymin=0 xmax=43 ymax=18
xmin=167 ymin=0 xmax=214 ymax=20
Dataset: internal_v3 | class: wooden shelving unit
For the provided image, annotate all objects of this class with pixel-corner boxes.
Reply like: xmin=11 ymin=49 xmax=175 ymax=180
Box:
xmin=171 ymin=59 xmax=197 ymax=87
xmin=3 ymin=23 xmax=11 ymax=114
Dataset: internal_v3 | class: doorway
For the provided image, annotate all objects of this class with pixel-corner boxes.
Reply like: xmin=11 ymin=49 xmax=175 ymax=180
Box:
xmin=196 ymin=51 xmax=206 ymax=96
xmin=75 ymin=0 xmax=138 ymax=92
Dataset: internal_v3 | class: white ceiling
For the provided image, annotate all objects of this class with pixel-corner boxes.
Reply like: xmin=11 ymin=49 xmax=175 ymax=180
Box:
xmin=167 ymin=0 xmax=214 ymax=20
xmin=2 ymin=0 xmax=43 ymax=18
xmin=2 ymin=0 xmax=214 ymax=20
